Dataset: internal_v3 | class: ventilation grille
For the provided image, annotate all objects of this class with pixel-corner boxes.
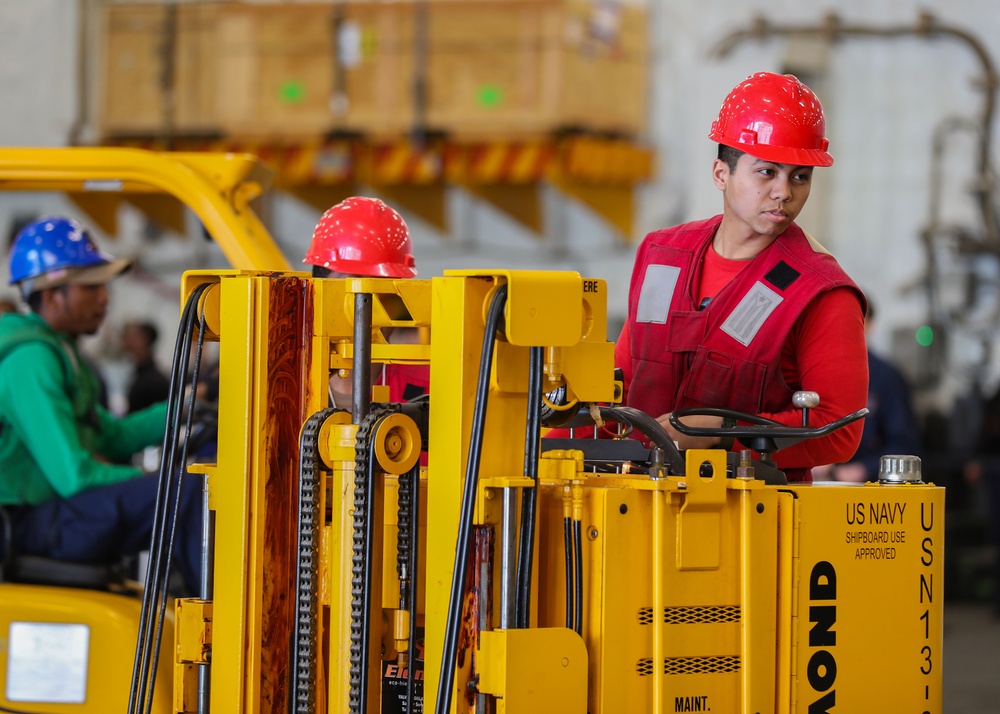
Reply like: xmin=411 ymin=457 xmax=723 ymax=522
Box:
xmin=636 ymin=656 xmax=742 ymax=676
xmin=637 ymin=605 xmax=742 ymax=625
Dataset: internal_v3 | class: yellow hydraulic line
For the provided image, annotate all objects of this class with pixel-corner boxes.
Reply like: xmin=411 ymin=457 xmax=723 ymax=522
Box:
xmin=562 ymin=480 xmax=574 ymax=629
xmin=571 ymin=481 xmax=583 ymax=524
xmin=652 ymin=486 xmax=665 ymax=712
xmin=0 ymin=147 xmax=291 ymax=270
xmin=740 ymin=488 xmax=752 ymax=712
xmin=571 ymin=480 xmax=584 ymax=634
xmin=775 ymin=493 xmax=794 ymax=714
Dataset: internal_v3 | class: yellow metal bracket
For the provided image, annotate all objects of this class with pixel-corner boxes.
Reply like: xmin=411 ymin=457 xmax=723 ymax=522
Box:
xmin=174 ymin=598 xmax=213 ymax=714
xmin=477 ymin=628 xmax=588 ymax=713
xmin=318 ymin=414 xmax=357 ymax=469
xmin=538 ymin=450 xmax=586 ymax=484
xmin=443 ymin=269 xmax=583 ymax=347
xmin=179 ymin=269 xmax=246 ymax=339
xmin=175 ymin=598 xmax=213 ymax=665
xmin=676 ymin=448 xmax=728 ymax=570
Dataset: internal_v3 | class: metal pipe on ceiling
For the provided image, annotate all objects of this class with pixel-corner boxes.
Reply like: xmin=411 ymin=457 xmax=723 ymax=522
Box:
xmin=711 ymin=11 xmax=1000 ymax=248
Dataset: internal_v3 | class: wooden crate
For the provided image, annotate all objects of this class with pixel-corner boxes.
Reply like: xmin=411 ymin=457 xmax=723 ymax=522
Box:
xmin=329 ymin=2 xmax=419 ymax=136
xmin=99 ymin=0 xmax=650 ymax=140
xmin=100 ymin=3 xmax=220 ymax=136
xmin=214 ymin=2 xmax=422 ymax=138
xmin=214 ymin=3 xmax=337 ymax=137
xmin=420 ymin=0 xmax=649 ymax=137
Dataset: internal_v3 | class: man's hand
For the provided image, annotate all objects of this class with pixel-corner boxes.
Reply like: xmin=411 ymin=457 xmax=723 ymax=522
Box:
xmin=656 ymin=413 xmax=724 ymax=450
xmin=329 ymin=372 xmax=353 ymax=409
xmin=811 ymin=463 xmax=834 ymax=480
xmin=832 ymin=462 xmax=868 ymax=483
xmin=965 ymin=460 xmax=982 ymax=486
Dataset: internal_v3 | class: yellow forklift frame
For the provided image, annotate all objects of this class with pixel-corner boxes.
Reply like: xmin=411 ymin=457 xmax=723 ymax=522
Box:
xmin=0 ymin=148 xmax=944 ymax=714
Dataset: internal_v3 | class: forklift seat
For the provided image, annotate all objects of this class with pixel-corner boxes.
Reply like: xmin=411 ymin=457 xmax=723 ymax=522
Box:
xmin=0 ymin=505 xmax=118 ymax=590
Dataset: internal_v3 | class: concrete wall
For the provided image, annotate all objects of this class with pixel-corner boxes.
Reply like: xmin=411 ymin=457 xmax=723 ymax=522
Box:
xmin=1 ymin=0 xmax=999 ymax=415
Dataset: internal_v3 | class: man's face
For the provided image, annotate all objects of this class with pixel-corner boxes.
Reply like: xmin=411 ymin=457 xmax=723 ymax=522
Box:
xmin=714 ymin=153 xmax=814 ymax=239
xmin=47 ymin=283 xmax=110 ymax=337
xmin=121 ymin=323 xmax=150 ymax=360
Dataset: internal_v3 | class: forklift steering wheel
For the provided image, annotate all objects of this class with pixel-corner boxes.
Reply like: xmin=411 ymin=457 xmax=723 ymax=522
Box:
xmin=669 ymin=393 xmax=868 ymax=454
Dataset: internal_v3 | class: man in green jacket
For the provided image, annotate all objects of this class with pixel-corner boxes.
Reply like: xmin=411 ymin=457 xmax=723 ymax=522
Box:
xmin=0 ymin=216 xmax=201 ymax=592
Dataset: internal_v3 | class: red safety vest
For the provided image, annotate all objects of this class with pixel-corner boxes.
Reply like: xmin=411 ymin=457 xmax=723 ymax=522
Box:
xmin=625 ymin=216 xmax=865 ymax=419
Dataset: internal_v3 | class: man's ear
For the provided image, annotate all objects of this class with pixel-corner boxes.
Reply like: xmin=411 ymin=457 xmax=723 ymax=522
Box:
xmin=40 ymin=285 xmax=70 ymax=311
xmin=40 ymin=287 xmax=59 ymax=309
xmin=712 ymin=158 xmax=729 ymax=191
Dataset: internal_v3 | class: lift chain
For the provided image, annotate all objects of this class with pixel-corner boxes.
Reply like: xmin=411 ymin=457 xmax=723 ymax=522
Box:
xmin=294 ymin=407 xmax=341 ymax=714
xmin=349 ymin=404 xmax=402 ymax=714
xmin=396 ymin=463 xmax=413 ymax=606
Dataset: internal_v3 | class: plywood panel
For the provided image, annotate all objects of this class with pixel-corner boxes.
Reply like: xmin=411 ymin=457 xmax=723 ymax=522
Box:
xmin=99 ymin=0 xmax=650 ymax=140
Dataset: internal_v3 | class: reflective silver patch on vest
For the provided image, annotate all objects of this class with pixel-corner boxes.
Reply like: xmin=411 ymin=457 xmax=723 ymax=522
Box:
xmin=636 ymin=264 xmax=681 ymax=324
xmin=721 ymin=281 xmax=783 ymax=346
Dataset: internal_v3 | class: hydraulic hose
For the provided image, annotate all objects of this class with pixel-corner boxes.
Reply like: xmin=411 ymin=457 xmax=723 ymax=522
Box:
xmin=546 ymin=404 xmax=685 ymax=475
xmin=573 ymin=519 xmax=583 ymax=635
xmin=598 ymin=406 xmax=686 ymax=476
xmin=563 ymin=516 xmax=574 ymax=630
xmin=129 ymin=282 xmax=210 ymax=714
xmin=434 ymin=284 xmax=508 ymax=714
xmin=514 ymin=345 xmax=544 ymax=628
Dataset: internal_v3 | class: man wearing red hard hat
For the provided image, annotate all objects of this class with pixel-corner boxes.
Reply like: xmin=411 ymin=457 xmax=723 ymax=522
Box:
xmin=615 ymin=72 xmax=868 ymax=482
xmin=303 ymin=196 xmax=429 ymax=408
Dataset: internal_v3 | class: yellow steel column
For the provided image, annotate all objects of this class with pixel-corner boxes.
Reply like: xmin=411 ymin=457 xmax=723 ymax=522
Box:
xmin=321 ymin=421 xmax=359 ymax=714
xmin=651 ymin=487 xmax=666 ymax=712
xmin=424 ymin=274 xmax=494 ymax=713
xmin=427 ymin=272 xmax=574 ymax=713
xmin=738 ymin=481 xmax=778 ymax=713
xmin=774 ymin=491 xmax=796 ymax=714
xmin=198 ymin=271 xmax=320 ymax=713
xmin=208 ymin=274 xmax=258 ymax=712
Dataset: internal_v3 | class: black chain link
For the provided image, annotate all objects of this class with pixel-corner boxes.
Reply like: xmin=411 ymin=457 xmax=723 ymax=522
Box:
xmin=349 ymin=404 xmax=401 ymax=714
xmin=293 ymin=407 xmax=340 ymax=714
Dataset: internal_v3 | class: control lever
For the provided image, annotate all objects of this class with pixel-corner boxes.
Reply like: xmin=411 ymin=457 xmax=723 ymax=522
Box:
xmin=792 ymin=390 xmax=820 ymax=426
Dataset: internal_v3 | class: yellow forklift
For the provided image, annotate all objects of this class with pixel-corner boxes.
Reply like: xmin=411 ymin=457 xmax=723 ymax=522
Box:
xmin=0 ymin=149 xmax=942 ymax=714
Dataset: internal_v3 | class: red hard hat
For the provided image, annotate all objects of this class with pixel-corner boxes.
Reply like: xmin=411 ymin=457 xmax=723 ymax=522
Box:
xmin=709 ymin=72 xmax=833 ymax=167
xmin=304 ymin=197 xmax=417 ymax=278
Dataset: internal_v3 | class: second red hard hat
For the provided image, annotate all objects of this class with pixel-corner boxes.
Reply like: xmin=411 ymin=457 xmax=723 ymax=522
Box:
xmin=304 ymin=196 xmax=417 ymax=278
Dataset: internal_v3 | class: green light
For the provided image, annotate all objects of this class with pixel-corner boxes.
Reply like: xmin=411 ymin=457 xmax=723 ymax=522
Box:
xmin=279 ymin=80 xmax=306 ymax=105
xmin=915 ymin=325 xmax=934 ymax=347
xmin=476 ymin=85 xmax=503 ymax=109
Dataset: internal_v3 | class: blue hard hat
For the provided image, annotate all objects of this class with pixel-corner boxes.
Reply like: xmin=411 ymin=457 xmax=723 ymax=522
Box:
xmin=9 ymin=217 xmax=130 ymax=292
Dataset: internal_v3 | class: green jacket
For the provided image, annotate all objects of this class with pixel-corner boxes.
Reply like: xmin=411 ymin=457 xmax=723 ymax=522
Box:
xmin=0 ymin=312 xmax=168 ymax=506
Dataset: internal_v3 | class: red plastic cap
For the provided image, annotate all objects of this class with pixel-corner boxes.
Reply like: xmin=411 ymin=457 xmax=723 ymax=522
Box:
xmin=709 ymin=72 xmax=833 ymax=167
xmin=304 ymin=196 xmax=417 ymax=278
